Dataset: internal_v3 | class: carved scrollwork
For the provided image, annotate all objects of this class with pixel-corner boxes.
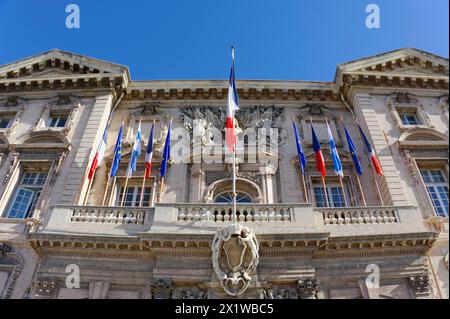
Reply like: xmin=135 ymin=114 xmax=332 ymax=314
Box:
xmin=3 ymin=152 xmax=19 ymax=185
xmin=297 ymin=278 xmax=320 ymax=299
xmin=407 ymin=275 xmax=430 ymax=297
xmin=173 ymin=287 xmax=208 ymax=299
xmin=31 ymin=278 xmax=58 ymax=299
xmin=212 ymin=223 xmax=259 ymax=297
xmin=148 ymin=278 xmax=173 ymax=299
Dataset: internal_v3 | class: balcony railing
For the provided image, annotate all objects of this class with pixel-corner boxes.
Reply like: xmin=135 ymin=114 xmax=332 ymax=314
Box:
xmin=175 ymin=204 xmax=294 ymax=222
xmin=318 ymin=207 xmax=399 ymax=226
xmin=70 ymin=206 xmax=149 ymax=225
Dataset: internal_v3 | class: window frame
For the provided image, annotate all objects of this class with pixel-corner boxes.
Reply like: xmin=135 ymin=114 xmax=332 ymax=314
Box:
xmin=110 ymin=177 xmax=157 ymax=207
xmin=419 ymin=168 xmax=449 ymax=217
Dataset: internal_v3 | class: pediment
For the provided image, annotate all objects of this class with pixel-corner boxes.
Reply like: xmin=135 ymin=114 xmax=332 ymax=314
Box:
xmin=0 ymin=49 xmax=130 ymax=82
xmin=336 ymin=48 xmax=449 ymax=81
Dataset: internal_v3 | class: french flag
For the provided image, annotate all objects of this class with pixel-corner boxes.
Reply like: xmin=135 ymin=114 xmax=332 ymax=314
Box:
xmin=88 ymin=124 xmax=108 ymax=180
xmin=359 ymin=125 xmax=384 ymax=176
xmin=144 ymin=124 xmax=154 ymax=178
xmin=225 ymin=47 xmax=239 ymax=152
xmin=311 ymin=123 xmax=326 ymax=177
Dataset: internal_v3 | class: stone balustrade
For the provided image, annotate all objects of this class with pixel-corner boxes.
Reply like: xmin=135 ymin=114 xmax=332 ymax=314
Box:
xmin=319 ymin=207 xmax=399 ymax=226
xmin=70 ymin=206 xmax=149 ymax=225
xmin=176 ymin=204 xmax=293 ymax=222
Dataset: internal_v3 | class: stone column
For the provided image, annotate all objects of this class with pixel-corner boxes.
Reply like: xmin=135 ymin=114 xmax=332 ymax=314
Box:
xmin=297 ymin=279 xmax=320 ymax=299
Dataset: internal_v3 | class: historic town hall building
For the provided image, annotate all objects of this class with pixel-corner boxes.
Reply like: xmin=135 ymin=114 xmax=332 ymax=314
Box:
xmin=0 ymin=48 xmax=448 ymax=299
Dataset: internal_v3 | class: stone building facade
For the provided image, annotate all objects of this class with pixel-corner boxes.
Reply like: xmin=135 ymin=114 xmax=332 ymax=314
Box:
xmin=0 ymin=48 xmax=448 ymax=299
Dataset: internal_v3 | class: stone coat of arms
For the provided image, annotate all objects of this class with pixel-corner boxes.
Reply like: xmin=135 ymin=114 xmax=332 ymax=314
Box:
xmin=212 ymin=223 xmax=259 ymax=296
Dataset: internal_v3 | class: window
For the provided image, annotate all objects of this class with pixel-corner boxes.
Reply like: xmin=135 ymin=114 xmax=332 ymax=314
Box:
xmin=6 ymin=172 xmax=48 ymax=219
xmin=116 ymin=186 xmax=152 ymax=207
xmin=214 ymin=191 xmax=253 ymax=203
xmin=0 ymin=117 xmax=11 ymax=129
xmin=314 ymin=185 xmax=346 ymax=208
xmin=420 ymin=169 xmax=449 ymax=217
xmin=46 ymin=115 xmax=67 ymax=128
xmin=399 ymin=112 xmax=420 ymax=125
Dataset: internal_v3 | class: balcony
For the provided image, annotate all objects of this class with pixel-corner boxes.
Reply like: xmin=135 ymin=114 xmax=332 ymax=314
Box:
xmin=33 ymin=204 xmax=430 ymax=239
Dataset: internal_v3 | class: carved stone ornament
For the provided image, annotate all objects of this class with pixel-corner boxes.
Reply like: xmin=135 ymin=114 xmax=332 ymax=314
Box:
xmin=297 ymin=278 xmax=320 ymax=299
xmin=212 ymin=223 xmax=259 ymax=296
xmin=173 ymin=287 xmax=208 ymax=299
xmin=149 ymin=278 xmax=173 ymax=299
xmin=32 ymin=278 xmax=58 ymax=299
xmin=407 ymin=275 xmax=430 ymax=296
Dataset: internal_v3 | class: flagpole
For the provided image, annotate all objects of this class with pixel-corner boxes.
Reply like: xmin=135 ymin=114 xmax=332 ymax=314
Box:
xmin=340 ymin=94 xmax=384 ymax=206
xmin=310 ymin=116 xmax=329 ymax=207
xmin=292 ymin=116 xmax=309 ymax=203
xmin=232 ymin=143 xmax=237 ymax=225
xmin=302 ymin=172 xmax=309 ymax=204
xmin=121 ymin=118 xmax=142 ymax=206
xmin=83 ymin=178 xmax=94 ymax=206
xmin=102 ymin=119 xmax=125 ymax=206
xmin=355 ymin=174 xmax=367 ymax=207
xmin=356 ymin=123 xmax=384 ymax=206
xmin=159 ymin=118 xmax=173 ymax=199
xmin=139 ymin=120 xmax=155 ymax=207
xmin=339 ymin=176 xmax=348 ymax=207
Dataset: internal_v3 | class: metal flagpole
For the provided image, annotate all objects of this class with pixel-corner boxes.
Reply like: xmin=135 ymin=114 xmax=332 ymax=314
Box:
xmin=340 ymin=94 xmax=384 ymax=206
xmin=302 ymin=173 xmax=309 ymax=204
xmin=121 ymin=119 xmax=141 ymax=206
xmin=102 ymin=120 xmax=124 ymax=206
xmin=310 ymin=116 xmax=329 ymax=207
xmin=355 ymin=174 xmax=367 ymax=206
xmin=232 ymin=143 xmax=237 ymax=225
xmin=338 ymin=176 xmax=348 ymax=207
xmin=120 ymin=176 xmax=130 ymax=207
xmin=356 ymin=123 xmax=384 ymax=206
xmin=139 ymin=120 xmax=155 ymax=207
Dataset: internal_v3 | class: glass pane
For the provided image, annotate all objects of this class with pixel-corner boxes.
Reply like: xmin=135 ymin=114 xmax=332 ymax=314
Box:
xmin=314 ymin=187 xmax=327 ymax=208
xmin=0 ymin=118 xmax=11 ymax=129
xmin=7 ymin=188 xmax=34 ymax=219
xmin=56 ymin=117 xmax=67 ymax=127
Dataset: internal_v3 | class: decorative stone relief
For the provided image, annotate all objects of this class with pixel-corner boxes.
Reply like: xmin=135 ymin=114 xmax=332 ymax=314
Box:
xmin=31 ymin=278 xmax=58 ymax=299
xmin=212 ymin=223 xmax=259 ymax=296
xmin=262 ymin=286 xmax=298 ymax=299
xmin=3 ymin=152 xmax=19 ymax=186
xmin=444 ymin=253 xmax=449 ymax=271
xmin=402 ymin=150 xmax=419 ymax=183
xmin=297 ymin=279 xmax=320 ymax=299
xmin=173 ymin=287 xmax=208 ymax=299
xmin=0 ymin=243 xmax=12 ymax=263
xmin=439 ymin=94 xmax=449 ymax=121
xmin=149 ymin=278 xmax=173 ymax=299
xmin=407 ymin=275 xmax=430 ymax=297
xmin=205 ymin=170 xmax=262 ymax=186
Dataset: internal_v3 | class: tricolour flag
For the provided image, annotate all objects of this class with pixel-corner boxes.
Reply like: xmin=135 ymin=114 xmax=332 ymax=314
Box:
xmin=344 ymin=126 xmax=363 ymax=176
xmin=88 ymin=124 xmax=109 ymax=180
xmin=160 ymin=121 xmax=171 ymax=178
xmin=127 ymin=121 xmax=142 ymax=178
xmin=326 ymin=120 xmax=344 ymax=178
xmin=311 ymin=123 xmax=326 ymax=177
xmin=110 ymin=124 xmax=123 ymax=178
xmin=225 ymin=47 xmax=239 ymax=152
xmin=144 ymin=124 xmax=154 ymax=178
xmin=293 ymin=121 xmax=307 ymax=175
xmin=358 ymin=125 xmax=384 ymax=176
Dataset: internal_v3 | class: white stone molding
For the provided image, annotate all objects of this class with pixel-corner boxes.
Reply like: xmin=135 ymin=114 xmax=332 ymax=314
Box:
xmin=212 ymin=223 xmax=259 ymax=297
xmin=3 ymin=152 xmax=19 ymax=186
xmin=0 ymin=96 xmax=27 ymax=136
xmin=33 ymin=94 xmax=80 ymax=136
xmin=386 ymin=92 xmax=433 ymax=131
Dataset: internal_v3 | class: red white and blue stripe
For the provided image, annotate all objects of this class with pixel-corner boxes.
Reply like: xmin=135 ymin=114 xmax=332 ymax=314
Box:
xmin=88 ymin=124 xmax=109 ymax=180
xmin=311 ymin=123 xmax=326 ymax=177
xmin=225 ymin=47 xmax=239 ymax=152
xmin=326 ymin=120 xmax=344 ymax=178
xmin=144 ymin=124 xmax=154 ymax=178
xmin=358 ymin=125 xmax=384 ymax=176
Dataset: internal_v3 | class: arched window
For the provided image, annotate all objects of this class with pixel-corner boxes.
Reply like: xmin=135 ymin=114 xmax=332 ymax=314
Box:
xmin=214 ymin=191 xmax=253 ymax=203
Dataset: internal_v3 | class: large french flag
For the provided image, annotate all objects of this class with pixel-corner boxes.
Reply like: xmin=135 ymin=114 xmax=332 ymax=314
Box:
xmin=225 ymin=47 xmax=239 ymax=152
xmin=88 ymin=125 xmax=109 ymax=180
xmin=144 ymin=124 xmax=154 ymax=178
xmin=326 ymin=120 xmax=344 ymax=178
xmin=358 ymin=125 xmax=384 ymax=176
xmin=311 ymin=123 xmax=326 ymax=177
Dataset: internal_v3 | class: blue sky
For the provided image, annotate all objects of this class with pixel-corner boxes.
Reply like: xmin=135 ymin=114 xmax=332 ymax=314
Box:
xmin=0 ymin=0 xmax=448 ymax=81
